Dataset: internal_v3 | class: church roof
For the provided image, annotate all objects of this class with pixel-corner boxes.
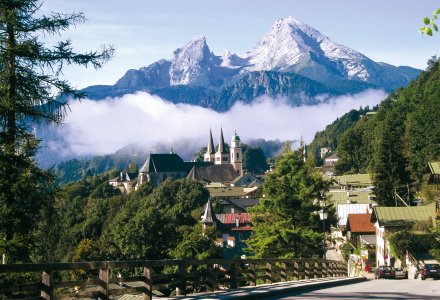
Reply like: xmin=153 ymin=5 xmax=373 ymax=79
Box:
xmin=206 ymin=128 xmax=215 ymax=155
xmin=231 ymin=130 xmax=240 ymax=142
xmin=201 ymin=199 xmax=217 ymax=224
xmin=139 ymin=154 xmax=186 ymax=173
xmin=216 ymin=127 xmax=228 ymax=154
xmin=187 ymin=164 xmax=240 ymax=184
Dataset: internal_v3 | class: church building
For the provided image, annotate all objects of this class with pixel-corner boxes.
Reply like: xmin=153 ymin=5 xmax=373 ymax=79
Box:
xmin=203 ymin=128 xmax=243 ymax=175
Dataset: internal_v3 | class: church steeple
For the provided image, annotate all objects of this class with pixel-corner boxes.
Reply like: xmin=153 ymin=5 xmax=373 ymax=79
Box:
xmin=218 ymin=127 xmax=227 ymax=154
xmin=215 ymin=127 xmax=229 ymax=164
xmin=230 ymin=130 xmax=243 ymax=175
xmin=207 ymin=128 xmax=215 ymax=154
xmin=204 ymin=128 xmax=215 ymax=162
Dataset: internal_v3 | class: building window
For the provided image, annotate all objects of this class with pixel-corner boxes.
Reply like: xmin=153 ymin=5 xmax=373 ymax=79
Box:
xmin=237 ymin=153 xmax=239 ymax=159
xmin=223 ymin=157 xmax=228 ymax=161
xmin=216 ymin=157 xmax=220 ymax=161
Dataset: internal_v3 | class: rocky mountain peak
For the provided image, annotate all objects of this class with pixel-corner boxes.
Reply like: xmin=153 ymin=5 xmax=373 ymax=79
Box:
xmin=169 ymin=35 xmax=215 ymax=86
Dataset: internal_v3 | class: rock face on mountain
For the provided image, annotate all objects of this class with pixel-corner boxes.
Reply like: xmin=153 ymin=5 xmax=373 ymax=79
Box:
xmin=82 ymin=17 xmax=420 ymax=111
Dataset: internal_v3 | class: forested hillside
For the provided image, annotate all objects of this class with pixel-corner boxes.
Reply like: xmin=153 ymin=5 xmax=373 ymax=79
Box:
xmin=308 ymin=57 xmax=440 ymax=205
xmin=44 ymin=175 xmax=219 ymax=263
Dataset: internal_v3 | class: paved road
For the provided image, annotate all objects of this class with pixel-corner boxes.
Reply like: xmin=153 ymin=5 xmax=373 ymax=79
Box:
xmin=264 ymin=278 xmax=440 ymax=299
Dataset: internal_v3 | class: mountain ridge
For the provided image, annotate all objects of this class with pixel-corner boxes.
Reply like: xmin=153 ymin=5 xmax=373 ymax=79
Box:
xmin=78 ymin=16 xmax=420 ymax=111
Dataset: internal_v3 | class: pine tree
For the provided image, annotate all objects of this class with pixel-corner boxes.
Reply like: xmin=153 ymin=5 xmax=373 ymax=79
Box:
xmin=246 ymin=146 xmax=333 ymax=258
xmin=0 ymin=0 xmax=113 ymax=263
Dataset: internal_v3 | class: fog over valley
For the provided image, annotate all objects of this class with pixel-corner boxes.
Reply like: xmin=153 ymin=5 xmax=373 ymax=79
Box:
xmin=38 ymin=89 xmax=387 ymax=165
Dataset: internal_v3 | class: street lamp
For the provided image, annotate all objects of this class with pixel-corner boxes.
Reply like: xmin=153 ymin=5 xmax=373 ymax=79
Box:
xmin=319 ymin=208 xmax=328 ymax=259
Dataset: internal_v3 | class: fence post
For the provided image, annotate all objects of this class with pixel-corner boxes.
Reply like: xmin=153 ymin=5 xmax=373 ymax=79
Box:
xmin=330 ymin=262 xmax=336 ymax=277
xmin=305 ymin=261 xmax=310 ymax=280
xmin=265 ymin=262 xmax=272 ymax=284
xmin=143 ymin=266 xmax=153 ymax=300
xmin=41 ymin=270 xmax=54 ymax=300
xmin=280 ymin=262 xmax=287 ymax=282
xmin=176 ymin=261 xmax=186 ymax=296
xmin=322 ymin=261 xmax=328 ymax=278
xmin=206 ymin=264 xmax=215 ymax=292
xmin=249 ymin=263 xmax=256 ymax=286
xmin=230 ymin=260 xmax=238 ymax=289
xmin=299 ymin=261 xmax=305 ymax=280
xmin=314 ymin=261 xmax=321 ymax=278
xmin=293 ymin=261 xmax=299 ymax=280
xmin=99 ymin=264 xmax=109 ymax=300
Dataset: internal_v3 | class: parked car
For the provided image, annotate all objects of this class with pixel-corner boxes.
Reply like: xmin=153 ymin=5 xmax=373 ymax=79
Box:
xmin=375 ymin=266 xmax=395 ymax=279
xmin=420 ymin=263 xmax=440 ymax=280
xmin=394 ymin=267 xmax=407 ymax=279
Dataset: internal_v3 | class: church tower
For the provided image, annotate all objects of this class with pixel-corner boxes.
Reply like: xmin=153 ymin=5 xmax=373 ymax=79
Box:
xmin=215 ymin=127 xmax=229 ymax=165
xmin=230 ymin=130 xmax=243 ymax=174
xmin=204 ymin=128 xmax=215 ymax=162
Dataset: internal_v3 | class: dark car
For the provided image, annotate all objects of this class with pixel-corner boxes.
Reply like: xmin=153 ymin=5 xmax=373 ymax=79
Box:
xmin=375 ymin=266 xmax=395 ymax=279
xmin=420 ymin=263 xmax=440 ymax=280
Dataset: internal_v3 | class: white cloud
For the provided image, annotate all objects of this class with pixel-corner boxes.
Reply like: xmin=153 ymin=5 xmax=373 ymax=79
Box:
xmin=56 ymin=89 xmax=387 ymax=158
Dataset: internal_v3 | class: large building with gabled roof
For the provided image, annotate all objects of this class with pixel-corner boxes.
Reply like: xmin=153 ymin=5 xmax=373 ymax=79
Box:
xmin=137 ymin=153 xmax=206 ymax=187
xmin=136 ymin=129 xmax=244 ymax=187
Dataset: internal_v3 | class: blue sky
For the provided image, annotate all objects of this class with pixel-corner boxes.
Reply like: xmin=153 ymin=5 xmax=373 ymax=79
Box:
xmin=41 ymin=0 xmax=440 ymax=88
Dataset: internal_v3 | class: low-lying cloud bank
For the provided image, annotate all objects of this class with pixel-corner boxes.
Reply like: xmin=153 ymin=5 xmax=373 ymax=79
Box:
xmin=44 ymin=89 xmax=387 ymax=161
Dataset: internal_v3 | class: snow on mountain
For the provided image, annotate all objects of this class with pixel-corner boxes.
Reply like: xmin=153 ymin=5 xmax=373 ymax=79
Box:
xmin=169 ymin=35 xmax=216 ymax=86
xmin=220 ymin=49 xmax=246 ymax=68
xmin=102 ymin=16 xmax=420 ymax=106
xmin=245 ymin=16 xmax=372 ymax=81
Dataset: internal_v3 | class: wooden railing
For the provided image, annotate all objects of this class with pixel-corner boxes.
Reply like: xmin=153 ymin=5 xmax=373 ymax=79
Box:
xmin=0 ymin=258 xmax=347 ymax=299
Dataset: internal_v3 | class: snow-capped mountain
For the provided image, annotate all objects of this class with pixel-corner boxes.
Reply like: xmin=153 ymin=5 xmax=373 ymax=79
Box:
xmin=245 ymin=16 xmax=371 ymax=81
xmin=83 ymin=16 xmax=420 ymax=111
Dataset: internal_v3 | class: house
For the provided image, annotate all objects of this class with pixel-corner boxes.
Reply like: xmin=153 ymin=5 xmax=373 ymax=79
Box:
xmin=346 ymin=213 xmax=376 ymax=246
xmin=108 ymin=172 xmax=138 ymax=194
xmin=331 ymin=173 xmax=374 ymax=191
xmin=427 ymin=161 xmax=440 ymax=184
xmin=332 ymin=204 xmax=372 ymax=251
xmin=201 ymin=199 xmax=252 ymax=258
xmin=324 ymin=154 xmax=339 ymax=166
xmin=346 ymin=213 xmax=376 ymax=265
xmin=231 ymin=173 xmax=263 ymax=188
xmin=218 ymin=198 xmax=260 ymax=213
xmin=207 ymin=186 xmax=260 ymax=200
xmin=320 ymin=147 xmax=332 ymax=159
xmin=371 ymin=205 xmax=436 ymax=267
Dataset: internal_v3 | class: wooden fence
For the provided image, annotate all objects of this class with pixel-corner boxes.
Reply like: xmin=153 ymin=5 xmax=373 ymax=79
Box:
xmin=0 ymin=258 xmax=347 ymax=299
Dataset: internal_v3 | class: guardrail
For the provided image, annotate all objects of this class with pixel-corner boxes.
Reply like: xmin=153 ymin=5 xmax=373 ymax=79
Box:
xmin=0 ymin=258 xmax=347 ymax=299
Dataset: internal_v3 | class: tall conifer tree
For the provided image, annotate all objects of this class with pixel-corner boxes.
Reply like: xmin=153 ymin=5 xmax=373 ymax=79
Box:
xmin=0 ymin=0 xmax=113 ymax=263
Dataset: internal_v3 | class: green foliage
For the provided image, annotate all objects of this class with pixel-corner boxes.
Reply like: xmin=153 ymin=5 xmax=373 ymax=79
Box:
xmin=106 ymin=178 xmax=210 ymax=260
xmin=307 ymin=107 xmax=375 ymax=166
xmin=310 ymin=58 xmax=440 ymax=204
xmin=388 ymin=230 xmax=440 ymax=260
xmin=242 ymin=145 xmax=270 ymax=173
xmin=193 ymin=147 xmax=207 ymax=162
xmin=341 ymin=242 xmax=352 ymax=261
xmin=0 ymin=0 xmax=113 ymax=263
xmin=420 ymin=9 xmax=440 ymax=36
xmin=246 ymin=147 xmax=331 ymax=258
xmin=169 ymin=224 xmax=223 ymax=260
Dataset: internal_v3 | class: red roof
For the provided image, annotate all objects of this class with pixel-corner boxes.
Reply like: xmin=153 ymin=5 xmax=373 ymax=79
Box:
xmin=217 ymin=213 xmax=251 ymax=224
xmin=347 ymin=213 xmax=375 ymax=233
